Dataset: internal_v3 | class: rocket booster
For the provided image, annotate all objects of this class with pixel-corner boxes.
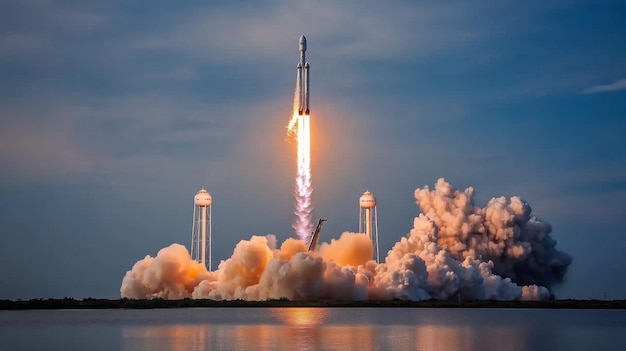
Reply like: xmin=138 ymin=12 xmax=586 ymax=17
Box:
xmin=296 ymin=35 xmax=310 ymax=115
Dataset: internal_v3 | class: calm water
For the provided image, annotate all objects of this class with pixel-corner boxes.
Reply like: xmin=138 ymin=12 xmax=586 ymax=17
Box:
xmin=0 ymin=308 xmax=624 ymax=351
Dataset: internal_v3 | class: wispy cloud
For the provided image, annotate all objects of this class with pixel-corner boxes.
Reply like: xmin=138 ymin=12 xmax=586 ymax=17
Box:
xmin=0 ymin=119 xmax=96 ymax=181
xmin=583 ymin=78 xmax=626 ymax=94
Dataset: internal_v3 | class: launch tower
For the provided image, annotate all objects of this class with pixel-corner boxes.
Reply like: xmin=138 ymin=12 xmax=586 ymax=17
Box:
xmin=191 ymin=188 xmax=212 ymax=271
xmin=359 ymin=191 xmax=380 ymax=263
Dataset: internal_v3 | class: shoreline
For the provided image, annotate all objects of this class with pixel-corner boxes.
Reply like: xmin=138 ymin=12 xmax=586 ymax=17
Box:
xmin=1 ymin=298 xmax=625 ymax=310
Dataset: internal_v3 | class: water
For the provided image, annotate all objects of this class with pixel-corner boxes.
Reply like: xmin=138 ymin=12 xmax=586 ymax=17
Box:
xmin=0 ymin=308 xmax=624 ymax=351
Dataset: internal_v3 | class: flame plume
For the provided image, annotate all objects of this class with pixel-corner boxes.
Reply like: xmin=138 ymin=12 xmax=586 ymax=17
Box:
xmin=288 ymin=111 xmax=313 ymax=241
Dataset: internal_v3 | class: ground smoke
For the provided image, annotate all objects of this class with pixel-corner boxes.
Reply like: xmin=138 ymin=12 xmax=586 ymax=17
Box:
xmin=121 ymin=179 xmax=571 ymax=301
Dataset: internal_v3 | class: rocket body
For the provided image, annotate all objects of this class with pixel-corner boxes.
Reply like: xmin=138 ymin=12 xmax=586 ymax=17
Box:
xmin=297 ymin=35 xmax=310 ymax=115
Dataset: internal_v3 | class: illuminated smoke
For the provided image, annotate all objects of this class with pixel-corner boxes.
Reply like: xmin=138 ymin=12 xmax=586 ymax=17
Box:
xmin=121 ymin=179 xmax=572 ymax=301
xmin=120 ymin=243 xmax=210 ymax=299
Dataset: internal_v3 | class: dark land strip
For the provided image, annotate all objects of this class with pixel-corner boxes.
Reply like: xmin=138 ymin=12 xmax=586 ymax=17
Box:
xmin=1 ymin=298 xmax=625 ymax=310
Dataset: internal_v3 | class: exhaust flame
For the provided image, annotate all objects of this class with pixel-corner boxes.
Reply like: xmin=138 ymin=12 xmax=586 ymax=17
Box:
xmin=289 ymin=113 xmax=313 ymax=241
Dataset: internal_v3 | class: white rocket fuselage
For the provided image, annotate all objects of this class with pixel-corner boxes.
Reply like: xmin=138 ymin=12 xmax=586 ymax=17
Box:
xmin=297 ymin=35 xmax=310 ymax=115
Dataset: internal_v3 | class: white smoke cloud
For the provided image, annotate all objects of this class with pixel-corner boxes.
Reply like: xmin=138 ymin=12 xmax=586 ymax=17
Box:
xmin=121 ymin=179 xmax=571 ymax=301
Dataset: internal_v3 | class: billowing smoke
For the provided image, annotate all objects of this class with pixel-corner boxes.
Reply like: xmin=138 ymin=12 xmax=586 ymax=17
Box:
xmin=413 ymin=178 xmax=572 ymax=291
xmin=120 ymin=243 xmax=211 ymax=299
xmin=121 ymin=179 xmax=571 ymax=301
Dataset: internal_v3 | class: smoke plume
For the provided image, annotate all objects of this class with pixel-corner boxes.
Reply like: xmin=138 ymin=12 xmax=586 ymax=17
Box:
xmin=121 ymin=179 xmax=571 ymax=301
xmin=413 ymin=178 xmax=572 ymax=291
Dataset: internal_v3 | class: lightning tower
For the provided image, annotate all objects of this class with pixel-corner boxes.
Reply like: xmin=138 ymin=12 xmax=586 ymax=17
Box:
xmin=191 ymin=188 xmax=212 ymax=271
xmin=359 ymin=191 xmax=380 ymax=263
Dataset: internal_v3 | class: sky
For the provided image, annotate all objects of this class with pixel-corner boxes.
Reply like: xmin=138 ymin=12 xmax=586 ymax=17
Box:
xmin=1 ymin=0 xmax=625 ymax=300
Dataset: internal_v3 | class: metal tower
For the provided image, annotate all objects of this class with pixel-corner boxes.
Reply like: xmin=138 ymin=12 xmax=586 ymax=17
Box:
xmin=359 ymin=191 xmax=380 ymax=263
xmin=191 ymin=188 xmax=212 ymax=271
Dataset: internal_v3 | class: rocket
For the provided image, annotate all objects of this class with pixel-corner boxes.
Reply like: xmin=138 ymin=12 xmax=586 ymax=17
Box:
xmin=296 ymin=35 xmax=310 ymax=115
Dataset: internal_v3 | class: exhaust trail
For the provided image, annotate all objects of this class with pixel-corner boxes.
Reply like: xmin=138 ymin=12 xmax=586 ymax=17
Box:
xmin=292 ymin=114 xmax=313 ymax=241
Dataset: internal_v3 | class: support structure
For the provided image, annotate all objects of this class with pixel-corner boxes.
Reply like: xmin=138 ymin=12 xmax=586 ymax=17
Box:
xmin=359 ymin=191 xmax=380 ymax=263
xmin=191 ymin=189 xmax=212 ymax=271
xmin=307 ymin=218 xmax=327 ymax=251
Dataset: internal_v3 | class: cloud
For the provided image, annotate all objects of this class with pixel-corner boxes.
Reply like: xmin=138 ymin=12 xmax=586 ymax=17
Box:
xmin=0 ymin=33 xmax=46 ymax=58
xmin=0 ymin=92 xmax=238 ymax=185
xmin=0 ymin=122 xmax=95 ymax=181
xmin=0 ymin=98 xmax=99 ymax=182
xmin=583 ymin=78 xmax=626 ymax=94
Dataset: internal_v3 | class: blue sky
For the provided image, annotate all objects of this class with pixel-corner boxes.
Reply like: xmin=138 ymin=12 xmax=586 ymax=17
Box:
xmin=1 ymin=0 xmax=625 ymax=299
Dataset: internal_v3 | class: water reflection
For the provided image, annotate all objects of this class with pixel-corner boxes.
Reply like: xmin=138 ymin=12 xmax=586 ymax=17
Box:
xmin=123 ymin=323 xmax=539 ymax=351
xmin=1 ymin=308 xmax=619 ymax=351
xmin=271 ymin=307 xmax=330 ymax=326
xmin=119 ymin=308 xmax=561 ymax=351
xmin=122 ymin=325 xmax=212 ymax=351
xmin=405 ymin=325 xmax=531 ymax=351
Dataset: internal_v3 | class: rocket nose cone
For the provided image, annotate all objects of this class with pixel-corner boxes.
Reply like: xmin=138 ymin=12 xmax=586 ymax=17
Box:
xmin=299 ymin=35 xmax=307 ymax=51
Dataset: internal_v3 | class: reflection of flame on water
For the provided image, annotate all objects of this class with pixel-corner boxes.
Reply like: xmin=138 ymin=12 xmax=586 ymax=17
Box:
xmin=120 ymin=316 xmax=534 ymax=351
xmin=271 ymin=307 xmax=330 ymax=327
xmin=123 ymin=325 xmax=210 ymax=351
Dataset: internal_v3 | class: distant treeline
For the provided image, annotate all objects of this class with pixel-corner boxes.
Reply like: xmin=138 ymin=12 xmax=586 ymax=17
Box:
xmin=1 ymin=298 xmax=625 ymax=310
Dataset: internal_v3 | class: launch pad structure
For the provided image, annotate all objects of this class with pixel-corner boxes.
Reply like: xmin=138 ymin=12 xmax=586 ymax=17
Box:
xmin=191 ymin=188 xmax=212 ymax=271
xmin=307 ymin=218 xmax=327 ymax=251
xmin=359 ymin=191 xmax=380 ymax=263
